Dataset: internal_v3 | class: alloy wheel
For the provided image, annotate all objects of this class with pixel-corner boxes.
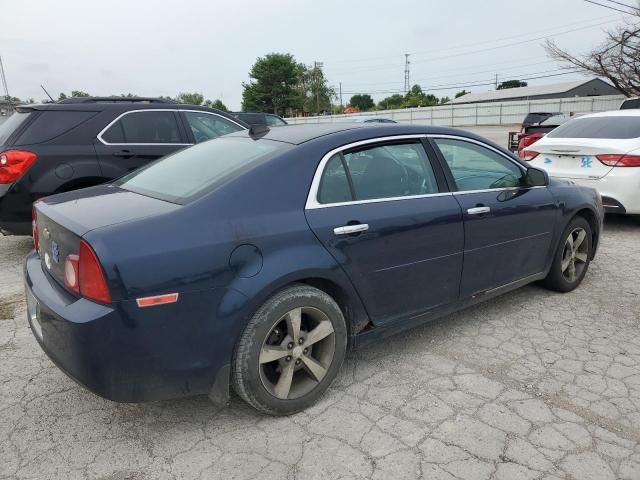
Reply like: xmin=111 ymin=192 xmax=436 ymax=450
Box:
xmin=259 ymin=307 xmax=336 ymax=400
xmin=561 ymin=227 xmax=589 ymax=283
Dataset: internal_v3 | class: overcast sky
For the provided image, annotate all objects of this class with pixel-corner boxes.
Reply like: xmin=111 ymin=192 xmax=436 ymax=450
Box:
xmin=0 ymin=0 xmax=632 ymax=109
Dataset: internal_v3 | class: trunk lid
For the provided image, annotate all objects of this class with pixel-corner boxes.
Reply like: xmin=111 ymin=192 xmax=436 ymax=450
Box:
xmin=529 ymin=138 xmax=639 ymax=180
xmin=35 ymin=185 xmax=180 ymax=292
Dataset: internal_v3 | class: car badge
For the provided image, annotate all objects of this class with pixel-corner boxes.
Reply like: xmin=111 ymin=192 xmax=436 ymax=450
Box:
xmin=42 ymin=227 xmax=51 ymax=240
xmin=51 ymin=241 xmax=60 ymax=263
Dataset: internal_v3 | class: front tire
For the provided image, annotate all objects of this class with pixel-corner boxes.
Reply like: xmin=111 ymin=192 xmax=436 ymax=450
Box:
xmin=232 ymin=284 xmax=347 ymax=415
xmin=542 ymin=216 xmax=592 ymax=293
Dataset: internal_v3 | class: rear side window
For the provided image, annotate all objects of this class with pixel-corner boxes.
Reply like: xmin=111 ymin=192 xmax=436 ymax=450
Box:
xmin=265 ymin=115 xmax=287 ymax=126
xmin=235 ymin=113 xmax=264 ymax=125
xmin=14 ymin=111 xmax=97 ymax=146
xmin=101 ymin=111 xmax=184 ymax=144
xmin=318 ymin=155 xmax=351 ymax=204
xmin=115 ymin=137 xmax=289 ymax=203
xmin=620 ymin=99 xmax=640 ymax=110
xmin=0 ymin=112 xmax=32 ymax=145
xmin=184 ymin=111 xmax=244 ymax=143
xmin=547 ymin=116 xmax=640 ymax=139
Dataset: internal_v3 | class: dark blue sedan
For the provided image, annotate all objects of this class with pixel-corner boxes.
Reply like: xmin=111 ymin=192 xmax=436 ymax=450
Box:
xmin=24 ymin=123 xmax=603 ymax=414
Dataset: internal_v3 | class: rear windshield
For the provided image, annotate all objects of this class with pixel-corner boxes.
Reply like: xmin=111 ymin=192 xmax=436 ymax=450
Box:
xmin=523 ymin=113 xmax=557 ymax=125
xmin=115 ymin=136 xmax=289 ymax=204
xmin=547 ymin=116 xmax=640 ymax=139
xmin=0 ymin=111 xmax=31 ymax=145
xmin=620 ymin=99 xmax=640 ymax=110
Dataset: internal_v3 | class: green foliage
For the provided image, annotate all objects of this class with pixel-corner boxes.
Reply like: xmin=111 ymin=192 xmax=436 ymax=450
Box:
xmin=348 ymin=94 xmax=375 ymax=112
xmin=176 ymin=92 xmax=205 ymax=105
xmin=497 ymin=80 xmax=527 ymax=90
xmin=454 ymin=89 xmax=469 ymax=98
xmin=377 ymin=94 xmax=406 ymax=110
xmin=439 ymin=96 xmax=451 ymax=105
xmin=57 ymin=91 xmax=90 ymax=101
xmin=298 ymin=64 xmax=335 ymax=115
xmin=377 ymin=85 xmax=448 ymax=110
xmin=204 ymin=99 xmax=228 ymax=111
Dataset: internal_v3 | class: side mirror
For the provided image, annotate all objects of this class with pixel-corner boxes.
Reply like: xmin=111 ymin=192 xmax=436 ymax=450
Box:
xmin=525 ymin=167 xmax=548 ymax=187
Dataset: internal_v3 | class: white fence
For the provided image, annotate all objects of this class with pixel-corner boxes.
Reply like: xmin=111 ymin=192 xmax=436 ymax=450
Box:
xmin=286 ymin=94 xmax=626 ymax=127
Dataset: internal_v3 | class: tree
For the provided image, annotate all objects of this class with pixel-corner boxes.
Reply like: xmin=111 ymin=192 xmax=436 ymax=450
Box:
xmin=176 ymin=92 xmax=205 ymax=105
xmin=204 ymin=99 xmax=228 ymax=111
xmin=298 ymin=64 xmax=335 ymax=114
xmin=497 ymin=80 xmax=527 ymax=90
xmin=348 ymin=94 xmax=374 ymax=112
xmin=57 ymin=91 xmax=90 ymax=101
xmin=439 ymin=96 xmax=451 ymax=105
xmin=545 ymin=13 xmax=640 ymax=97
xmin=242 ymin=53 xmax=304 ymax=116
xmin=377 ymin=94 xmax=406 ymax=110
xmin=454 ymin=89 xmax=469 ymax=98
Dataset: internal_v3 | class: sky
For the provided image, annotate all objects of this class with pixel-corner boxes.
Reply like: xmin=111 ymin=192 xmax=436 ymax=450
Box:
xmin=0 ymin=0 xmax=634 ymax=110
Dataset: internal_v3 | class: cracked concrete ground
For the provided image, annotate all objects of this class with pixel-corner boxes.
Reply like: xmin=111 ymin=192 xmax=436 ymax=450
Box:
xmin=1 ymin=216 xmax=639 ymax=480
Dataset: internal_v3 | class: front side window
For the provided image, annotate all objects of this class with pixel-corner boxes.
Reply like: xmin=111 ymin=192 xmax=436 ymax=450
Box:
xmin=433 ymin=138 xmax=524 ymax=191
xmin=101 ymin=111 xmax=184 ymax=144
xmin=317 ymin=142 xmax=439 ymax=204
xmin=265 ymin=114 xmax=287 ymax=126
xmin=184 ymin=112 xmax=244 ymax=143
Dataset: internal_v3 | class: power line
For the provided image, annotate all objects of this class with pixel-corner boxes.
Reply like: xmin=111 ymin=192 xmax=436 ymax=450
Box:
xmin=583 ymin=0 xmax=636 ymax=14
xmin=602 ymin=0 xmax=639 ymax=10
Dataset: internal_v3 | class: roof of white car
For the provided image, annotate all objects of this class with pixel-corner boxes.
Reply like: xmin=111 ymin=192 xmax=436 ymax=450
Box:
xmin=579 ymin=110 xmax=640 ymax=119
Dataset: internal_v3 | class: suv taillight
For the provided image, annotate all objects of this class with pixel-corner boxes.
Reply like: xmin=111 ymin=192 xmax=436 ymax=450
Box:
xmin=0 ymin=150 xmax=37 ymax=184
xmin=64 ymin=240 xmax=111 ymax=303
xmin=596 ymin=154 xmax=640 ymax=167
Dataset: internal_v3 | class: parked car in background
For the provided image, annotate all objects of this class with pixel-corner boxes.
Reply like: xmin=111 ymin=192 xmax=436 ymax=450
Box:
xmin=348 ymin=116 xmax=397 ymax=123
xmin=232 ymin=112 xmax=288 ymax=127
xmin=509 ymin=111 xmax=563 ymax=151
xmin=26 ymin=123 xmax=602 ymax=415
xmin=517 ymin=114 xmax=572 ymax=158
xmin=524 ymin=110 xmax=640 ymax=214
xmin=0 ymin=97 xmax=247 ymax=235
xmin=620 ymin=97 xmax=640 ymax=110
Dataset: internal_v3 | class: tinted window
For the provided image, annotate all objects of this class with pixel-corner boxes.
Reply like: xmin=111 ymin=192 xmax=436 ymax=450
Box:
xmin=102 ymin=111 xmax=183 ymax=144
xmin=184 ymin=112 xmax=243 ymax=143
xmin=0 ymin=112 xmax=31 ymax=145
xmin=620 ymin=99 xmax=640 ymax=110
xmin=318 ymin=155 xmax=351 ymax=204
xmin=265 ymin=115 xmax=287 ymax=126
xmin=115 ymin=137 xmax=288 ymax=203
xmin=235 ymin=113 xmax=265 ymax=125
xmin=547 ymin=116 xmax=640 ymax=139
xmin=14 ymin=111 xmax=97 ymax=146
xmin=434 ymin=138 xmax=524 ymax=191
xmin=342 ymin=142 xmax=438 ymax=201
xmin=522 ymin=112 xmax=558 ymax=126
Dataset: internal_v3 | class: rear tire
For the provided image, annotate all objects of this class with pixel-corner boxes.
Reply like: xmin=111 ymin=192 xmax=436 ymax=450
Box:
xmin=232 ymin=284 xmax=347 ymax=415
xmin=542 ymin=216 xmax=592 ymax=293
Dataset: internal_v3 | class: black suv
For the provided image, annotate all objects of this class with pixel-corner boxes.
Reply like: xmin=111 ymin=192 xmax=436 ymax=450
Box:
xmin=0 ymin=97 xmax=247 ymax=235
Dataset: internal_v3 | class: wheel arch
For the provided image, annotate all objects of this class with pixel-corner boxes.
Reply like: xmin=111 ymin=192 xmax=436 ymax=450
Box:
xmin=573 ymin=207 xmax=600 ymax=260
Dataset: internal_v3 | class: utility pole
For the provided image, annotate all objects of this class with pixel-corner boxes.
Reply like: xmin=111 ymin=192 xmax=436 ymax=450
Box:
xmin=0 ymin=56 xmax=9 ymax=100
xmin=339 ymin=82 xmax=343 ymax=110
xmin=495 ymin=73 xmax=499 ymax=90
xmin=404 ymin=54 xmax=410 ymax=92
xmin=313 ymin=61 xmax=324 ymax=115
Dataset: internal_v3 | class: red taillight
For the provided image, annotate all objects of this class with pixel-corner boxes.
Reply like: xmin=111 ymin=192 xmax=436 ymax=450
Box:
xmin=0 ymin=150 xmax=37 ymax=184
xmin=596 ymin=154 xmax=640 ymax=167
xmin=64 ymin=254 xmax=80 ymax=293
xmin=521 ymin=150 xmax=539 ymax=161
xmin=32 ymin=206 xmax=39 ymax=251
xmin=77 ymin=240 xmax=111 ymax=303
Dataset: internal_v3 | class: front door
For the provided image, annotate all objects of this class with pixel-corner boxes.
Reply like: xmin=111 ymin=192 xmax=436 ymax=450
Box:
xmin=94 ymin=109 xmax=189 ymax=178
xmin=305 ymin=140 xmax=464 ymax=325
xmin=431 ymin=136 xmax=559 ymax=297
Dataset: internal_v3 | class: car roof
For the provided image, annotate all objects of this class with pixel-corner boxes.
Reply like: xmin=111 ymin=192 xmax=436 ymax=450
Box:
xmin=16 ymin=101 xmax=231 ymax=115
xmin=225 ymin=123 xmax=484 ymax=145
xmin=578 ymin=109 xmax=640 ymax=119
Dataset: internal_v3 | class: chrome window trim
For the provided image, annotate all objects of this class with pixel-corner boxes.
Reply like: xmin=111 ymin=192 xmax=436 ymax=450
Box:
xmin=96 ymin=109 xmax=245 ymax=146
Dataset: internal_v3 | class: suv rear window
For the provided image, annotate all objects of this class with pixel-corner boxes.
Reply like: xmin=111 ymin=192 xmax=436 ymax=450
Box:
xmin=620 ymin=98 xmax=640 ymax=110
xmin=115 ymin=136 xmax=289 ymax=203
xmin=14 ymin=111 xmax=97 ymax=146
xmin=547 ymin=116 xmax=640 ymax=139
xmin=0 ymin=111 xmax=31 ymax=145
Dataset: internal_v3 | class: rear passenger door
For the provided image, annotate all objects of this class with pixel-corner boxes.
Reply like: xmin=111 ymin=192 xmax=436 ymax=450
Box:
xmin=305 ymin=138 xmax=464 ymax=326
xmin=94 ymin=110 xmax=189 ymax=177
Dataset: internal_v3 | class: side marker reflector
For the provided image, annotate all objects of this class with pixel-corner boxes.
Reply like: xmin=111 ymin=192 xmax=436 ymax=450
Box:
xmin=136 ymin=293 xmax=179 ymax=308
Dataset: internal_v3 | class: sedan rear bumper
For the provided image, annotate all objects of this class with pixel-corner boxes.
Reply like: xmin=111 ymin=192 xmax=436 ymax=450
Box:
xmin=24 ymin=252 xmax=235 ymax=403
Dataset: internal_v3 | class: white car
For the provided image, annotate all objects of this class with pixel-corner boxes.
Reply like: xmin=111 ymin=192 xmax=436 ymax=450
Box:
xmin=523 ymin=110 xmax=640 ymax=215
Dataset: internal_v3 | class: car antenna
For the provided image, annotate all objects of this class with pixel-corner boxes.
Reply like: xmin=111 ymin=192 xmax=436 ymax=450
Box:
xmin=248 ymin=124 xmax=270 ymax=139
xmin=40 ymin=84 xmax=55 ymax=103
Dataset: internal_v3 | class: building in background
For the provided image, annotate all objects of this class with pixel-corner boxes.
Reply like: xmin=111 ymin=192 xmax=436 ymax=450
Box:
xmin=449 ymin=78 xmax=621 ymax=105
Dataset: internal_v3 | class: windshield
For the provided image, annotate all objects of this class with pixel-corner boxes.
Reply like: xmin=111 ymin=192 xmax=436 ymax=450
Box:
xmin=0 ymin=111 xmax=31 ymax=145
xmin=547 ymin=116 xmax=640 ymax=139
xmin=114 ymin=136 xmax=289 ymax=204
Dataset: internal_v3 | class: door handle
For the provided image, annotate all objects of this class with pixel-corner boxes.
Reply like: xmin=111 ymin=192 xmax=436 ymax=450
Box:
xmin=113 ymin=150 xmax=134 ymax=159
xmin=333 ymin=223 xmax=369 ymax=235
xmin=467 ymin=206 xmax=491 ymax=215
